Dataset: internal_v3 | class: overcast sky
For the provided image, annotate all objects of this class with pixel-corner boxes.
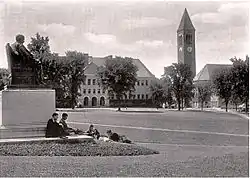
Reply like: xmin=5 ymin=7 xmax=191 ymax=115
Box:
xmin=0 ymin=0 xmax=249 ymax=78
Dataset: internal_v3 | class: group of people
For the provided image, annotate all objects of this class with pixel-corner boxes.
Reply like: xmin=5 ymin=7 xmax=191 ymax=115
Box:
xmin=45 ymin=112 xmax=132 ymax=144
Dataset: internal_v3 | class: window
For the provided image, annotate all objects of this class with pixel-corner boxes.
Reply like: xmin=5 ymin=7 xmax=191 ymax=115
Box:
xmin=146 ymin=80 xmax=148 ymax=86
xmin=146 ymin=94 xmax=148 ymax=99
xmin=88 ymin=89 xmax=91 ymax=94
xmin=137 ymin=81 xmax=140 ymax=86
xmin=102 ymin=90 xmax=105 ymax=94
xmin=133 ymin=95 xmax=136 ymax=99
xmin=137 ymin=94 xmax=140 ymax=99
xmin=93 ymin=89 xmax=96 ymax=94
xmin=98 ymin=89 xmax=101 ymax=94
xmin=141 ymin=80 xmax=144 ymax=86
xmin=178 ymin=33 xmax=183 ymax=46
xmin=88 ymin=79 xmax=91 ymax=85
xmin=83 ymin=89 xmax=86 ymax=94
xmin=92 ymin=79 xmax=96 ymax=85
xmin=186 ymin=34 xmax=192 ymax=44
xmin=142 ymin=94 xmax=144 ymax=99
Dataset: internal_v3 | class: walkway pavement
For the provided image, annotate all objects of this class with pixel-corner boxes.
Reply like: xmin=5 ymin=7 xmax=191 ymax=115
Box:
xmin=57 ymin=107 xmax=249 ymax=119
xmin=0 ymin=135 xmax=93 ymax=143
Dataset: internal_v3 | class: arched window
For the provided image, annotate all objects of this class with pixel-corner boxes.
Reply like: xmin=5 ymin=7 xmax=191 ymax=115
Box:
xmin=100 ymin=97 xmax=105 ymax=106
xmin=84 ymin=97 xmax=89 ymax=106
xmin=92 ymin=97 xmax=97 ymax=107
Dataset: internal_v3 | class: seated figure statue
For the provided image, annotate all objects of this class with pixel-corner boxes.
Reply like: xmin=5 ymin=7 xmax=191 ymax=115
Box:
xmin=6 ymin=34 xmax=40 ymax=87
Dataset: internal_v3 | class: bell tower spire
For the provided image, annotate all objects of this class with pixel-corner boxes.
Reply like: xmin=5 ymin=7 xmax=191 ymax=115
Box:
xmin=177 ymin=8 xmax=196 ymax=77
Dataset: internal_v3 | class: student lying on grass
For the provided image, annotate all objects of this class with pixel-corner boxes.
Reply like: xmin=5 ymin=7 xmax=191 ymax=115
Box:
xmin=105 ymin=129 xmax=132 ymax=144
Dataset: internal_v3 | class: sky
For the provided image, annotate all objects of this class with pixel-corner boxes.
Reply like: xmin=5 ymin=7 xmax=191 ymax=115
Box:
xmin=0 ymin=0 xmax=249 ymax=78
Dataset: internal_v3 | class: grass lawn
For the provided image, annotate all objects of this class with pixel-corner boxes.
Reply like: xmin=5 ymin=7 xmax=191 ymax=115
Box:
xmin=0 ymin=139 xmax=159 ymax=156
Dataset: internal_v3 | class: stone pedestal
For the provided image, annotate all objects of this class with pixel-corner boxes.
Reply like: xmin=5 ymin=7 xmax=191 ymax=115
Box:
xmin=0 ymin=89 xmax=55 ymax=139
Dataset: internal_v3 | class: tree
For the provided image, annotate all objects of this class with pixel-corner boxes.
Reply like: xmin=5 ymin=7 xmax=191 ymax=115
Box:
xmin=150 ymin=78 xmax=174 ymax=109
xmin=230 ymin=55 xmax=249 ymax=113
xmin=27 ymin=33 xmax=51 ymax=84
xmin=196 ymin=81 xmax=212 ymax=110
xmin=161 ymin=77 xmax=174 ymax=108
xmin=65 ymin=51 xmax=87 ymax=109
xmin=0 ymin=68 xmax=10 ymax=90
xmin=27 ymin=33 xmax=87 ymax=109
xmin=97 ymin=56 xmax=138 ymax=111
xmin=212 ymin=67 xmax=233 ymax=112
xmin=27 ymin=33 xmax=66 ymax=107
xmin=150 ymin=79 xmax=166 ymax=108
xmin=163 ymin=63 xmax=194 ymax=111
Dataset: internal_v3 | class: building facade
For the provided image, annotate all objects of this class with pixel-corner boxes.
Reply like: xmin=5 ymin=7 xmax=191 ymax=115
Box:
xmin=78 ymin=56 xmax=155 ymax=107
xmin=192 ymin=64 xmax=232 ymax=108
xmin=177 ymin=8 xmax=196 ymax=77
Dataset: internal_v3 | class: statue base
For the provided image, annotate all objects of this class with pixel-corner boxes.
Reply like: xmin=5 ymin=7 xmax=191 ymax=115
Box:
xmin=8 ymin=84 xmax=52 ymax=89
xmin=0 ymin=89 xmax=55 ymax=139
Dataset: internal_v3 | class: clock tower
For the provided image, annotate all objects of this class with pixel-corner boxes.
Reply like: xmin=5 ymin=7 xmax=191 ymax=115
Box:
xmin=177 ymin=8 xmax=196 ymax=77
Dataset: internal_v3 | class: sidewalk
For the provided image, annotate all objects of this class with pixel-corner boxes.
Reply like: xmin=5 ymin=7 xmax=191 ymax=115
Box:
xmin=0 ymin=135 xmax=94 ymax=144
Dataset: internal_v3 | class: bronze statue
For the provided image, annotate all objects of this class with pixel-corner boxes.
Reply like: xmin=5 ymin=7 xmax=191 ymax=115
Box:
xmin=6 ymin=34 xmax=40 ymax=87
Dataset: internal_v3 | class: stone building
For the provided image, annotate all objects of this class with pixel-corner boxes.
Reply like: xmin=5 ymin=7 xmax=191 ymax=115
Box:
xmin=78 ymin=55 xmax=155 ymax=107
xmin=192 ymin=64 xmax=232 ymax=108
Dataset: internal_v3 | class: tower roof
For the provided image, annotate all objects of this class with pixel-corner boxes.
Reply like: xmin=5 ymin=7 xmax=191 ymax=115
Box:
xmin=177 ymin=8 xmax=195 ymax=32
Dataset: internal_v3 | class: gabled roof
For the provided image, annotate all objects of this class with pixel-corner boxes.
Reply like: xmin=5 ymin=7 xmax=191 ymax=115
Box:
xmin=194 ymin=64 xmax=232 ymax=81
xmin=84 ymin=62 xmax=99 ymax=75
xmin=86 ymin=56 xmax=155 ymax=78
xmin=177 ymin=8 xmax=195 ymax=32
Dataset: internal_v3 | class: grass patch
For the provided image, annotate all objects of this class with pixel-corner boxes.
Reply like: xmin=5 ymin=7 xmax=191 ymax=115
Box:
xmin=0 ymin=140 xmax=159 ymax=156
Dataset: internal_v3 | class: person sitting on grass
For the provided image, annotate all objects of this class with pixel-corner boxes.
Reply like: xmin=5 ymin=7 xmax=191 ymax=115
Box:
xmin=59 ymin=113 xmax=84 ymax=135
xmin=106 ymin=130 xmax=132 ymax=144
xmin=45 ymin=113 xmax=67 ymax=138
xmin=59 ymin=113 xmax=76 ymax=135
xmin=85 ymin=124 xmax=100 ymax=139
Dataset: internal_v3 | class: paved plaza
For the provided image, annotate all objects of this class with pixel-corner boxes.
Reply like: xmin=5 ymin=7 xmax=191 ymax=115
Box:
xmin=0 ymin=110 xmax=248 ymax=177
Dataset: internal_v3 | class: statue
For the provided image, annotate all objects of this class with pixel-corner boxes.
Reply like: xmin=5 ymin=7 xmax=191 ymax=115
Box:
xmin=6 ymin=34 xmax=40 ymax=88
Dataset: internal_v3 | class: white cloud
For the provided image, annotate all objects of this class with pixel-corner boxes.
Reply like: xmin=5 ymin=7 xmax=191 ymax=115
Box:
xmin=218 ymin=2 xmax=249 ymax=13
xmin=122 ymin=17 xmax=172 ymax=29
xmin=84 ymin=32 xmax=117 ymax=44
xmin=191 ymin=2 xmax=249 ymax=24
xmin=37 ymin=23 xmax=76 ymax=36
xmin=192 ymin=13 xmax=227 ymax=24
xmin=135 ymin=40 xmax=164 ymax=48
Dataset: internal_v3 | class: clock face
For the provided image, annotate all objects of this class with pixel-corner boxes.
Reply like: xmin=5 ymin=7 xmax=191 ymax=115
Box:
xmin=187 ymin=47 xmax=192 ymax=52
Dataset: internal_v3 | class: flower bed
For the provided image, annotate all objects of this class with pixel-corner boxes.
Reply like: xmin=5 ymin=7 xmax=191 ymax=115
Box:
xmin=0 ymin=139 xmax=159 ymax=156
